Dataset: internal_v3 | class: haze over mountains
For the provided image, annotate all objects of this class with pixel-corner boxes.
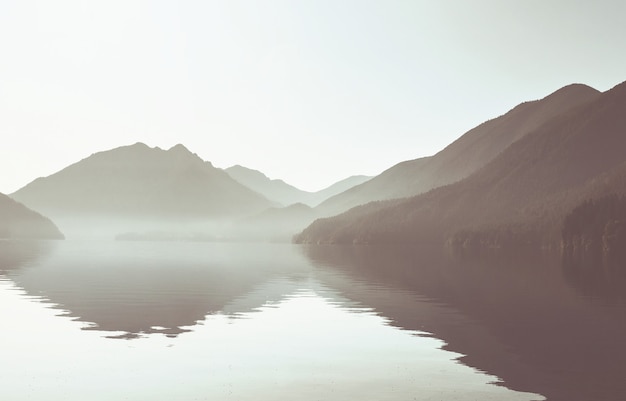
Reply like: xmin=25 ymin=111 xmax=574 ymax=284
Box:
xmin=11 ymin=143 xmax=274 ymax=238
xmin=6 ymin=79 xmax=626 ymax=250
xmin=13 ymin=143 xmax=271 ymax=217
xmin=295 ymin=80 xmax=626 ymax=258
xmin=225 ymin=165 xmax=370 ymax=207
xmin=237 ymin=202 xmax=318 ymax=242
xmin=8 ymin=143 xmax=368 ymax=240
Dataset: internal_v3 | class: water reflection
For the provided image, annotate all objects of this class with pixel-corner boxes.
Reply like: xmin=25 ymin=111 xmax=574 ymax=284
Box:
xmin=0 ymin=239 xmax=54 ymax=273
xmin=562 ymin=255 xmax=626 ymax=304
xmin=304 ymin=245 xmax=626 ymax=401
xmin=1 ymin=241 xmax=311 ymax=337
xmin=0 ymin=241 xmax=542 ymax=401
xmin=3 ymin=239 xmax=624 ymax=401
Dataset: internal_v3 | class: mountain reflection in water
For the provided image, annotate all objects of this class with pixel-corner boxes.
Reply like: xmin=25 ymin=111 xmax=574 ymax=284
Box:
xmin=0 ymin=241 xmax=315 ymax=338
xmin=0 ymin=240 xmax=542 ymax=401
xmin=3 ymin=240 xmax=624 ymax=400
xmin=304 ymin=245 xmax=626 ymax=401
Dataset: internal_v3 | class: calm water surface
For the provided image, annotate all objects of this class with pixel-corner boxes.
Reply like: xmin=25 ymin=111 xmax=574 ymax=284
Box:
xmin=2 ymin=240 xmax=623 ymax=400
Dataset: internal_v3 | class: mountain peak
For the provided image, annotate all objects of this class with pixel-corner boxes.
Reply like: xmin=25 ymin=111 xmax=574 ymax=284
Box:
xmin=107 ymin=142 xmax=151 ymax=154
xmin=167 ymin=143 xmax=204 ymax=163
xmin=227 ymin=165 xmax=271 ymax=180
xmin=546 ymin=83 xmax=600 ymax=100
xmin=10 ymin=143 xmax=274 ymax=237
xmin=168 ymin=143 xmax=192 ymax=154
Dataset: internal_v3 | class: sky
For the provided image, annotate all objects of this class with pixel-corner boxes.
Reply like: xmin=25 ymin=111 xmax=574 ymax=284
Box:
xmin=1 ymin=0 xmax=626 ymax=193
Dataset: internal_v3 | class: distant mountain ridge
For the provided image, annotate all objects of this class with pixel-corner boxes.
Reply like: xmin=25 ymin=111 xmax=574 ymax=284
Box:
xmin=295 ymin=80 xmax=626 ymax=250
xmin=13 ymin=142 xmax=271 ymax=217
xmin=225 ymin=165 xmax=308 ymax=206
xmin=6 ymin=82 xmax=617 ymax=245
xmin=316 ymin=83 xmax=601 ymax=216
xmin=0 ymin=193 xmax=63 ymax=239
xmin=9 ymin=142 xmax=371 ymax=240
xmin=11 ymin=143 xmax=273 ymax=238
xmin=226 ymin=164 xmax=371 ymax=207
xmin=224 ymin=166 xmax=371 ymax=240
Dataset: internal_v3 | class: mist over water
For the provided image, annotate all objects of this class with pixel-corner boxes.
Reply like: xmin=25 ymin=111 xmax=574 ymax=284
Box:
xmin=2 ymin=4 xmax=625 ymax=400
xmin=0 ymin=240 xmax=544 ymax=401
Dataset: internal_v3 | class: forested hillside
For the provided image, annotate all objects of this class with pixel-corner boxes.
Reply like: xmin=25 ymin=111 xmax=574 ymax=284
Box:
xmin=295 ymin=81 xmax=626 ymax=260
xmin=316 ymin=84 xmax=600 ymax=216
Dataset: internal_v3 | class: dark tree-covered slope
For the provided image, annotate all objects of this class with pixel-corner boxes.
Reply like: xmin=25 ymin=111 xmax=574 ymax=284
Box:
xmin=296 ymin=81 xmax=626 ymax=248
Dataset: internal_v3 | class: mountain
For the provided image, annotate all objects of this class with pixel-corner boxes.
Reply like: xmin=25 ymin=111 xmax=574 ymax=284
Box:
xmin=0 ymin=193 xmax=64 ymax=239
xmin=11 ymin=143 xmax=273 ymax=238
xmin=226 ymin=164 xmax=370 ymax=207
xmin=295 ymin=81 xmax=626 ymax=250
xmin=225 ymin=165 xmax=307 ymax=206
xmin=311 ymin=175 xmax=372 ymax=206
xmin=235 ymin=203 xmax=319 ymax=242
xmin=223 ymin=167 xmax=370 ymax=241
xmin=316 ymin=84 xmax=601 ymax=216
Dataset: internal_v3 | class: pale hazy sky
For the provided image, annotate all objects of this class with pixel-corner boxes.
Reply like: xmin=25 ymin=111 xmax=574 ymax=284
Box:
xmin=1 ymin=1 xmax=625 ymax=193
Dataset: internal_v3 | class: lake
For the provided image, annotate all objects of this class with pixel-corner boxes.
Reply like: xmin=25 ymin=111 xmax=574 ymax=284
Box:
xmin=1 ymin=241 xmax=625 ymax=400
